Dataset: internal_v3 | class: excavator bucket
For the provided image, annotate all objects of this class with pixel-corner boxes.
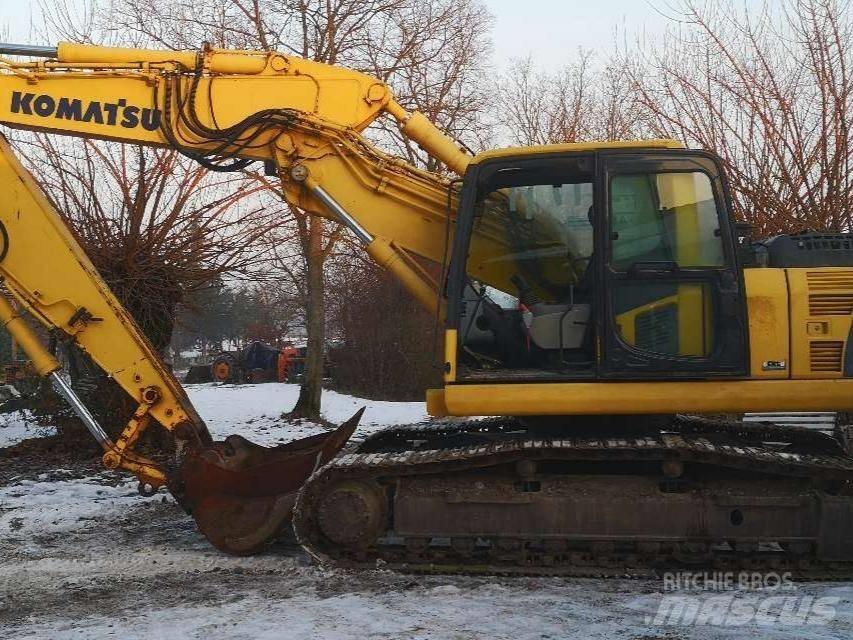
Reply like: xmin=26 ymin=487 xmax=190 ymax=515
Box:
xmin=174 ymin=408 xmax=364 ymax=555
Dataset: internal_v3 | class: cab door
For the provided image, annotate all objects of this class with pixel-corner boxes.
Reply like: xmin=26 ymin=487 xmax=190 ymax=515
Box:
xmin=598 ymin=152 xmax=748 ymax=378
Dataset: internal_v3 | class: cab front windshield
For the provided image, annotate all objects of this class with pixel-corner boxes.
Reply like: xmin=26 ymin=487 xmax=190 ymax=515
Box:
xmin=459 ymin=160 xmax=597 ymax=375
xmin=468 ymin=179 xmax=594 ymax=306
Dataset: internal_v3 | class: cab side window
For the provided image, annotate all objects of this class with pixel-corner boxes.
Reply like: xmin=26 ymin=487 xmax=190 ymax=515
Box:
xmin=611 ymin=171 xmax=724 ymax=271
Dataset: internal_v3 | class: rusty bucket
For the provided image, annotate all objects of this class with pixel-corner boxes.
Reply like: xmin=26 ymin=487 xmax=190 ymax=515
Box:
xmin=174 ymin=408 xmax=363 ymax=554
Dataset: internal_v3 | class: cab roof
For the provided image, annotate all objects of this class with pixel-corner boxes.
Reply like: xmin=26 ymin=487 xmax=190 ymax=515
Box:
xmin=470 ymin=139 xmax=684 ymax=165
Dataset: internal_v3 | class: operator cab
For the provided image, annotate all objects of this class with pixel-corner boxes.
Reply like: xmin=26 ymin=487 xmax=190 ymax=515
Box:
xmin=447 ymin=145 xmax=749 ymax=382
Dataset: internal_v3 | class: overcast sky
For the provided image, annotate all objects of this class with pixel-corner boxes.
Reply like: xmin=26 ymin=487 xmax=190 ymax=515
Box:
xmin=2 ymin=1 xmax=764 ymax=68
xmin=2 ymin=1 xmax=677 ymax=66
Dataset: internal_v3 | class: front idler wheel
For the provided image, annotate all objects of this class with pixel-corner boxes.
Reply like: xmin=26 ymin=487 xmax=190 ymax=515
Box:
xmin=315 ymin=480 xmax=387 ymax=549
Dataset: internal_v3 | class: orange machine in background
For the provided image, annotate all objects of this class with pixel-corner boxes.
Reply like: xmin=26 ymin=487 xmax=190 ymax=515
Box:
xmin=200 ymin=341 xmax=305 ymax=384
xmin=277 ymin=343 xmax=300 ymax=382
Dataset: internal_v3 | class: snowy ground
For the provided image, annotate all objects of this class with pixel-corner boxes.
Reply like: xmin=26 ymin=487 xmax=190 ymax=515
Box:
xmin=1 ymin=383 xmax=852 ymax=639
xmin=0 ymin=411 xmax=56 ymax=448
xmin=0 ymin=382 xmax=427 ymax=450
xmin=185 ymin=382 xmax=429 ymax=446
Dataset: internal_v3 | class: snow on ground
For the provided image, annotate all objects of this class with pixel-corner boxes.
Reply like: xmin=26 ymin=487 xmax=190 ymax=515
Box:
xmin=1 ymin=384 xmax=852 ymax=639
xmin=0 ymin=381 xmax=426 ymax=449
xmin=0 ymin=410 xmax=56 ymax=448
xmin=185 ymin=382 xmax=429 ymax=446
xmin=0 ymin=472 xmax=155 ymax=543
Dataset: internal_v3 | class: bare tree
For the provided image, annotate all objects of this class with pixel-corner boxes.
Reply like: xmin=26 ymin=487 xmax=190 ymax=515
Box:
xmin=17 ymin=135 xmax=280 ymax=348
xmin=326 ymin=253 xmax=442 ymax=401
xmin=623 ymin=0 xmax=853 ymax=235
xmin=360 ymin=0 xmax=494 ymax=168
xmin=495 ymin=51 xmax=641 ymax=146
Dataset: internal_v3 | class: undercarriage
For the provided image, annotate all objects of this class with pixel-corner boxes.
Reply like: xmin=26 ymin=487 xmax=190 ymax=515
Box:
xmin=293 ymin=417 xmax=853 ymax=577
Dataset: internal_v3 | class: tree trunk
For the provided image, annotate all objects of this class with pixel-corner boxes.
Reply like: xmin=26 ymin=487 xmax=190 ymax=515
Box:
xmin=292 ymin=215 xmax=324 ymax=420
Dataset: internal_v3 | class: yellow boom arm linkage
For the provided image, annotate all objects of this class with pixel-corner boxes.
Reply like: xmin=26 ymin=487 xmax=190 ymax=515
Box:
xmin=0 ymin=42 xmax=492 ymax=519
xmin=0 ymin=43 xmax=505 ymax=314
xmin=0 ymin=132 xmax=206 ymax=487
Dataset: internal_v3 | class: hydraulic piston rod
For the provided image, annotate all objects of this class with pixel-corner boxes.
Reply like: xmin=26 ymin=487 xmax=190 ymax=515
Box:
xmin=0 ymin=291 xmax=112 ymax=449
xmin=307 ymin=181 xmax=374 ymax=246
xmin=0 ymin=43 xmax=58 ymax=58
xmin=49 ymin=371 xmax=112 ymax=449
xmin=298 ymin=172 xmax=443 ymax=317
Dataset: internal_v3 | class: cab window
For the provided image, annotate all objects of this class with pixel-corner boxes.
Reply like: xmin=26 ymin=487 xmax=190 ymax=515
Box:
xmin=610 ymin=171 xmax=724 ymax=271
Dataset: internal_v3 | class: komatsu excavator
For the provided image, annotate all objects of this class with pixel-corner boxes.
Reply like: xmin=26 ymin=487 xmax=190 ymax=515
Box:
xmin=2 ymin=41 xmax=853 ymax=573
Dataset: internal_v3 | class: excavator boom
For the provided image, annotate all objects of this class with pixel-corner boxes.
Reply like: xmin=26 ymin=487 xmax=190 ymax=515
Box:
xmin=0 ymin=42 xmax=495 ymax=311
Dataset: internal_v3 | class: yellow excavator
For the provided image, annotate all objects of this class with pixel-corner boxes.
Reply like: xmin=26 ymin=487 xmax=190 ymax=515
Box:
xmin=1 ymin=41 xmax=853 ymax=573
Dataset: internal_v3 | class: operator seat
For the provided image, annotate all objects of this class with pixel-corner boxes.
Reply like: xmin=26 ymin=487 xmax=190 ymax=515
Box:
xmin=525 ymin=205 xmax=595 ymax=355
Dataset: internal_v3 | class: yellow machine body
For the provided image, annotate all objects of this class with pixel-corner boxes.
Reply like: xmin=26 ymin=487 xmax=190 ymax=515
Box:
xmin=1 ymin=42 xmax=853 ymax=559
xmin=429 ymin=266 xmax=853 ymax=416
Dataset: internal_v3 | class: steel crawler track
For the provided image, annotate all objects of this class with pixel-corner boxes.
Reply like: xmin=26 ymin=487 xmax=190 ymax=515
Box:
xmin=293 ymin=418 xmax=853 ymax=578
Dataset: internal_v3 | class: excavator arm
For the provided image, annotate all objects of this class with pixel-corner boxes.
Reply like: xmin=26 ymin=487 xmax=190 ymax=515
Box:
xmin=0 ymin=41 xmax=486 ymax=553
xmin=0 ymin=131 xmax=207 ymax=489
xmin=0 ymin=42 xmax=509 ymax=312
xmin=0 ymin=136 xmax=375 ymax=552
